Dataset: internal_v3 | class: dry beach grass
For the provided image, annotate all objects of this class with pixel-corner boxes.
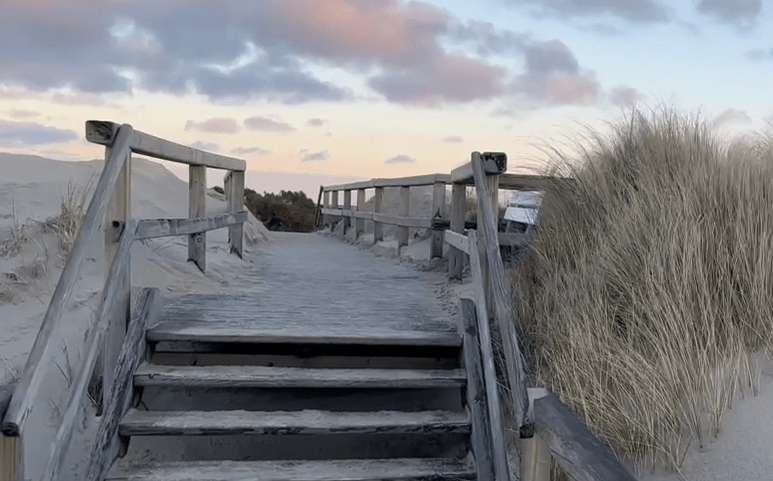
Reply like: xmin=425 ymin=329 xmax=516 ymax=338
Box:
xmin=511 ymin=107 xmax=773 ymax=477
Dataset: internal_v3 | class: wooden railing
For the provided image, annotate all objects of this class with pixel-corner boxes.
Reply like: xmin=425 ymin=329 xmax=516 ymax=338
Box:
xmin=319 ymin=153 xmax=635 ymax=481
xmin=0 ymin=121 xmax=246 ymax=481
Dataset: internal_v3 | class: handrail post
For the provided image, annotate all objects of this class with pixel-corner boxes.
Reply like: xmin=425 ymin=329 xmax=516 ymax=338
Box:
xmin=356 ymin=188 xmax=366 ymax=239
xmin=448 ymin=182 xmax=466 ymax=279
xmin=225 ymin=170 xmax=245 ymax=257
xmin=314 ymin=185 xmax=324 ymax=229
xmin=398 ymin=186 xmax=409 ymax=250
xmin=188 ymin=165 xmax=207 ymax=271
xmin=343 ymin=189 xmax=352 ymax=234
xmin=331 ymin=190 xmax=339 ymax=229
xmin=478 ymin=173 xmax=499 ymax=313
xmin=0 ymin=432 xmax=21 ymax=481
xmin=373 ymin=187 xmax=384 ymax=243
xmin=322 ymin=190 xmax=330 ymax=228
xmin=430 ymin=181 xmax=446 ymax=259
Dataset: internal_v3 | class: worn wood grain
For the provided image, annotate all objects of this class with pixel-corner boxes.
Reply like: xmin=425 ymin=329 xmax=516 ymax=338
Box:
xmin=398 ymin=186 xmax=410 ymax=249
xmin=136 ymin=213 xmax=247 ymax=239
xmin=86 ymin=121 xmax=246 ymax=171
xmin=3 ymin=124 xmax=134 ymax=436
xmin=106 ymin=457 xmax=474 ymax=481
xmin=450 ymin=152 xmax=507 ymax=183
xmin=119 ymin=409 xmax=470 ymax=436
xmin=373 ymin=187 xmax=384 ymax=242
xmin=444 ymin=230 xmax=469 ymax=255
xmin=431 ymin=181 xmax=446 ymax=259
xmin=322 ymin=190 xmax=330 ymax=227
xmin=188 ymin=165 xmax=207 ymax=271
xmin=356 ymin=188 xmax=366 ymax=238
xmin=133 ymin=364 xmax=466 ymax=389
xmin=324 ymin=173 xmax=451 ymax=191
xmin=87 ymin=288 xmax=162 ymax=481
xmin=343 ymin=189 xmax=352 ymax=233
xmin=0 ymin=433 xmax=21 ymax=481
xmin=459 ymin=298 xmax=495 ymax=481
xmin=534 ymin=393 xmax=636 ymax=481
xmin=226 ymin=170 xmax=244 ymax=257
xmin=448 ymin=182 xmax=466 ymax=279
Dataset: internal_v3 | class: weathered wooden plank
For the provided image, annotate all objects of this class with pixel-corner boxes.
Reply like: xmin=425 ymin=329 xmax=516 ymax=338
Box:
xmin=136 ymin=213 xmax=248 ymax=239
xmin=314 ymin=185 xmax=324 ymax=228
xmin=398 ymin=186 xmax=410 ymax=249
xmin=322 ymin=190 xmax=330 ymax=226
xmin=87 ymin=288 xmax=162 ymax=481
xmin=534 ymin=393 xmax=637 ymax=481
xmin=459 ymin=298 xmax=495 ymax=481
xmin=86 ymin=120 xmax=246 ymax=171
xmin=134 ymin=364 xmax=467 ymax=389
xmin=444 ymin=230 xmax=469 ymax=255
xmin=324 ymin=179 xmax=376 ymax=191
xmin=106 ymin=457 xmax=475 ymax=481
xmin=471 ymin=152 xmax=531 ymax=436
xmin=373 ymin=187 xmax=384 ymax=242
xmin=227 ymin=170 xmax=245 ymax=257
xmin=320 ymin=208 xmax=372 ymax=220
xmin=430 ymin=181 xmax=446 ymax=259
xmin=372 ymin=212 xmax=431 ymax=229
xmin=448 ymin=182 xmax=466 ymax=279
xmin=343 ymin=189 xmax=352 ymax=233
xmin=119 ymin=409 xmax=470 ymax=436
xmin=188 ymin=165 xmax=206 ymax=271
xmin=467 ymin=231 xmax=511 ymax=481
xmin=41 ymin=220 xmax=136 ymax=481
xmin=522 ymin=388 xmax=551 ymax=481
xmin=324 ymin=174 xmax=451 ymax=191
xmin=356 ymin=188 xmax=366 ymax=238
xmin=0 ymin=433 xmax=21 ymax=481
xmin=450 ymin=152 xmax=507 ymax=183
xmin=147 ymin=321 xmax=461 ymax=346
xmin=3 ymin=124 xmax=134 ymax=436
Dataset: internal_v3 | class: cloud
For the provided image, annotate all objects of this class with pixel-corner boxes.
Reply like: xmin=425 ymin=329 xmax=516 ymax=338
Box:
xmin=189 ymin=140 xmax=220 ymax=152
xmin=697 ymin=0 xmax=761 ymax=26
xmin=301 ymin=150 xmax=329 ymax=162
xmin=503 ymin=0 xmax=670 ymax=22
xmin=609 ymin=86 xmax=640 ymax=107
xmin=443 ymin=135 xmax=464 ymax=143
xmin=446 ymin=20 xmax=528 ymax=57
xmin=385 ymin=154 xmax=416 ymax=164
xmin=745 ymin=48 xmax=773 ymax=61
xmin=184 ymin=117 xmax=240 ymax=134
xmin=8 ymin=109 xmax=39 ymax=119
xmin=713 ymin=108 xmax=752 ymax=127
xmin=306 ymin=118 xmax=326 ymax=127
xmin=231 ymin=146 xmax=272 ymax=156
xmin=244 ymin=116 xmax=296 ymax=132
xmin=0 ymin=120 xmax=78 ymax=146
xmin=524 ymin=40 xmax=578 ymax=74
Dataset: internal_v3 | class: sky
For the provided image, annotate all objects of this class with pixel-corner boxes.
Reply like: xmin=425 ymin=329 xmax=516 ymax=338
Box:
xmin=1 ymin=0 xmax=772 ymax=197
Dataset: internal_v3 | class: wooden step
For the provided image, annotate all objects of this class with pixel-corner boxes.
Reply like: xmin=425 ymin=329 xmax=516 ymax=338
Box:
xmin=147 ymin=321 xmax=462 ymax=347
xmin=106 ymin=458 xmax=475 ymax=480
xmin=119 ymin=409 xmax=471 ymax=436
xmin=134 ymin=364 xmax=467 ymax=389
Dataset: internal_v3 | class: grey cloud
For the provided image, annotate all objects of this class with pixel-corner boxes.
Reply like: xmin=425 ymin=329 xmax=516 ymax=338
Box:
xmin=446 ymin=20 xmax=528 ymax=57
xmin=184 ymin=117 xmax=240 ymax=134
xmin=301 ymin=150 xmax=329 ymax=162
xmin=443 ymin=135 xmax=464 ymax=143
xmin=244 ymin=116 xmax=295 ymax=132
xmin=713 ymin=108 xmax=752 ymax=127
xmin=504 ymin=0 xmax=670 ymax=22
xmin=385 ymin=154 xmax=416 ymax=164
xmin=306 ymin=118 xmax=326 ymax=127
xmin=697 ymin=0 xmax=761 ymax=26
xmin=232 ymin=146 xmax=272 ymax=156
xmin=524 ymin=40 xmax=578 ymax=74
xmin=0 ymin=120 xmax=78 ymax=146
xmin=609 ymin=86 xmax=640 ymax=107
xmin=190 ymin=141 xmax=220 ymax=152
xmin=745 ymin=48 xmax=773 ymax=61
xmin=8 ymin=109 xmax=39 ymax=119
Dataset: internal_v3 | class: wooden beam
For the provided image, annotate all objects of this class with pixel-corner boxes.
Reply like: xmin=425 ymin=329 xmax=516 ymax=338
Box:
xmin=373 ymin=213 xmax=431 ymax=229
xmin=343 ymin=190 xmax=352 ymax=233
xmin=40 ymin=220 xmax=136 ymax=481
xmin=188 ymin=165 xmax=206 ymax=271
xmin=226 ymin=170 xmax=245 ymax=257
xmin=136 ymin=213 xmax=248 ymax=239
xmin=314 ymin=185 xmax=324 ymax=228
xmin=323 ymin=179 xmax=375 ymax=191
xmin=86 ymin=120 xmax=246 ymax=171
xmin=86 ymin=288 xmax=162 ymax=481
xmin=444 ymin=230 xmax=469 ymax=254
xmin=467 ymin=231 xmax=511 ymax=481
xmin=373 ymin=173 xmax=450 ymax=188
xmin=322 ymin=191 xmax=330 ymax=227
xmin=459 ymin=298 xmax=495 ymax=481
xmin=448 ymin=182 xmax=466 ymax=280
xmin=451 ymin=152 xmax=507 ymax=183
xmin=356 ymin=188 xmax=366 ymax=238
xmin=430 ymin=181 xmax=446 ymax=259
xmin=3 ymin=124 xmax=134 ymax=437
xmin=471 ymin=151 xmax=531 ymax=436
xmin=522 ymin=388 xmax=551 ymax=481
xmin=398 ymin=186 xmax=409 ymax=249
xmin=534 ymin=393 xmax=636 ymax=481
xmin=373 ymin=187 xmax=384 ymax=243
xmin=0 ymin=433 xmax=21 ymax=481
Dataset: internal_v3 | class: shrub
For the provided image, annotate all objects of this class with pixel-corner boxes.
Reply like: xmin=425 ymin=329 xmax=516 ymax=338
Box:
xmin=243 ymin=188 xmax=316 ymax=232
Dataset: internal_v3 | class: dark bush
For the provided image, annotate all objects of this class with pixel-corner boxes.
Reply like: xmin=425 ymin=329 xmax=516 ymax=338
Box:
xmin=243 ymin=188 xmax=317 ymax=232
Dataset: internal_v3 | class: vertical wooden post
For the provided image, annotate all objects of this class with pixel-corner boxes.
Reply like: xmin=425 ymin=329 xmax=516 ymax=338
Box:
xmin=522 ymin=388 xmax=551 ymax=481
xmin=322 ymin=191 xmax=330 ymax=228
xmin=430 ymin=181 xmax=446 ymax=259
xmin=188 ymin=165 xmax=206 ymax=271
xmin=373 ymin=187 xmax=384 ymax=243
xmin=227 ymin=170 xmax=244 ymax=257
xmin=0 ymin=434 xmax=21 ymax=481
xmin=479 ymin=173 xmax=500 ymax=314
xmin=331 ymin=190 xmax=339 ymax=229
xmin=343 ymin=189 xmax=352 ymax=234
xmin=448 ymin=182 xmax=466 ymax=279
xmin=356 ymin=188 xmax=366 ymax=239
xmin=397 ymin=186 xmax=409 ymax=250
xmin=314 ymin=185 xmax=324 ymax=229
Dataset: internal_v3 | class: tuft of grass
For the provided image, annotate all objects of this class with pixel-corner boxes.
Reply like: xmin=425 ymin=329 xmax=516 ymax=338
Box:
xmin=49 ymin=179 xmax=93 ymax=258
xmin=1 ymin=196 xmax=30 ymax=257
xmin=512 ymin=106 xmax=773 ymax=474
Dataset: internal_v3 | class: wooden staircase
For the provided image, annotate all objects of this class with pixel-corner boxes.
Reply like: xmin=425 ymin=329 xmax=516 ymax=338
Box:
xmin=105 ymin=294 xmax=486 ymax=480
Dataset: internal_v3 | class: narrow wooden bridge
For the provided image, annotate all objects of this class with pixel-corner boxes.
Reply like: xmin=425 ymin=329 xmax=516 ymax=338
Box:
xmin=0 ymin=122 xmax=637 ymax=481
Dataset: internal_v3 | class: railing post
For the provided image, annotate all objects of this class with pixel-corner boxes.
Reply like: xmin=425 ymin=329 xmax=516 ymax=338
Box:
xmin=314 ymin=185 xmax=324 ymax=228
xmin=356 ymin=188 xmax=366 ymax=239
xmin=226 ymin=170 xmax=245 ymax=257
xmin=478 ymin=173 xmax=500 ymax=313
xmin=188 ymin=165 xmax=207 ymax=271
xmin=522 ymin=388 xmax=551 ymax=481
xmin=322 ymin=191 xmax=330 ymax=228
xmin=331 ymin=190 xmax=339 ymax=229
xmin=0 ymin=433 xmax=22 ymax=481
xmin=343 ymin=189 xmax=352 ymax=234
xmin=431 ymin=181 xmax=446 ymax=259
xmin=448 ymin=182 xmax=466 ymax=279
xmin=398 ymin=186 xmax=409 ymax=250
xmin=373 ymin=187 xmax=384 ymax=243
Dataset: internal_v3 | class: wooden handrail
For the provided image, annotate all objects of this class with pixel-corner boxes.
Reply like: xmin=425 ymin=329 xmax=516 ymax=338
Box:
xmin=2 ymin=124 xmax=134 ymax=436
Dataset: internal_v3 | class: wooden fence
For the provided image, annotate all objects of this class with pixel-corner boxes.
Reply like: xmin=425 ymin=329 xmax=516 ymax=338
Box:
xmin=318 ymin=153 xmax=636 ymax=481
xmin=0 ymin=121 xmax=247 ymax=481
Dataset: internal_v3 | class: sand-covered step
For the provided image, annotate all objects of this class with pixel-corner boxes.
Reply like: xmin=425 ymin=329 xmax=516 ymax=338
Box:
xmin=146 ymin=320 xmax=462 ymax=347
xmin=134 ymin=363 xmax=467 ymax=389
xmin=106 ymin=457 xmax=475 ymax=481
xmin=119 ymin=408 xmax=471 ymax=436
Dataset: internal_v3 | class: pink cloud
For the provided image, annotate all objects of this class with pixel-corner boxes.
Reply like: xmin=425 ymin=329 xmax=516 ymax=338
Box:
xmin=547 ymin=74 xmax=600 ymax=104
